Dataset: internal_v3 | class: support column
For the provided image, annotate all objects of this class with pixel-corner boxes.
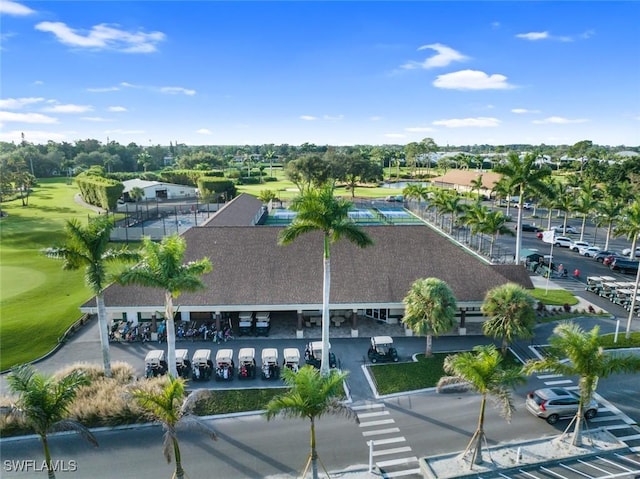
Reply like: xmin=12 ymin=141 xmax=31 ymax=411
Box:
xmin=459 ymin=309 xmax=467 ymax=336
xmin=296 ymin=310 xmax=304 ymax=339
xmin=351 ymin=309 xmax=359 ymax=338
xmin=215 ymin=312 xmax=221 ymax=332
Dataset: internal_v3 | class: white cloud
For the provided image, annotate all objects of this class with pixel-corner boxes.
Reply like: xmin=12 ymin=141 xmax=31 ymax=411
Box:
xmin=34 ymin=22 xmax=165 ymax=53
xmin=159 ymin=86 xmax=196 ymax=96
xmin=300 ymin=115 xmax=317 ymax=121
xmin=108 ymin=106 xmax=127 ymax=112
xmin=369 ymin=116 xmax=383 ymax=121
xmin=384 ymin=133 xmax=406 ymax=138
xmin=87 ymin=86 xmax=120 ymax=92
xmin=81 ymin=117 xmax=113 ymax=122
xmin=491 ymin=21 xmax=501 ymax=29
xmin=401 ymin=43 xmax=467 ymax=70
xmin=323 ymin=114 xmax=344 ymax=121
xmin=532 ymin=116 xmax=589 ymax=124
xmin=433 ymin=70 xmax=515 ymax=90
xmin=0 ymin=97 xmax=45 ymax=109
xmin=516 ymin=31 xmax=549 ymax=41
xmin=432 ymin=117 xmax=501 ymax=128
xmin=405 ymin=126 xmax=435 ymax=133
xmin=196 ymin=128 xmax=213 ymax=135
xmin=120 ymin=82 xmax=138 ymax=88
xmin=0 ymin=1 xmax=35 ymax=15
xmin=0 ymin=111 xmax=58 ymax=124
xmin=42 ymin=103 xmax=93 ymax=113
xmin=512 ymin=108 xmax=541 ymax=114
xmin=0 ymin=130 xmax=66 ymax=142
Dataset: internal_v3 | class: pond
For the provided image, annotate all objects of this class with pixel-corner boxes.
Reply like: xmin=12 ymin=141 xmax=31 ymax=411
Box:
xmin=380 ymin=181 xmax=430 ymax=189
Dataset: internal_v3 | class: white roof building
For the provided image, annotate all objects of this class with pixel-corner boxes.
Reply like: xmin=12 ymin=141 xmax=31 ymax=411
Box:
xmin=122 ymin=179 xmax=198 ymax=201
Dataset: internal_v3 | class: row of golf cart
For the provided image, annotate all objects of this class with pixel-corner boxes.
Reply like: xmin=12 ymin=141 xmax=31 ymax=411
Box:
xmin=144 ymin=347 xmax=302 ymax=382
xmin=238 ymin=311 xmax=271 ymax=337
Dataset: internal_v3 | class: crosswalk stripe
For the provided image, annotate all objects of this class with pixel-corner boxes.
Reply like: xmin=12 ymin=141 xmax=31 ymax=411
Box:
xmin=616 ymin=434 xmax=640 ymax=441
xmin=370 ymin=437 xmax=406 ymax=446
xmin=376 ymin=456 xmax=418 ymax=467
xmin=382 ymin=468 xmax=422 ymax=478
xmin=362 ymin=428 xmax=401 ymax=437
xmin=544 ymin=379 xmax=573 ymax=385
xmin=631 ymin=446 xmax=640 ymax=452
xmin=358 ymin=411 xmax=390 ymax=419
xmin=537 ymin=374 xmax=563 ymax=379
xmin=589 ymin=416 xmax=620 ymax=423
xmin=372 ymin=446 xmax=413 ymax=457
xmin=352 ymin=403 xmax=385 ymax=411
xmin=360 ymin=419 xmax=396 ymax=427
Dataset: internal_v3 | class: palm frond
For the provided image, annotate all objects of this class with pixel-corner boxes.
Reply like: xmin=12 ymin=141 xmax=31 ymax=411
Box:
xmin=51 ymin=419 xmax=99 ymax=447
xmin=176 ymin=414 xmax=218 ymax=440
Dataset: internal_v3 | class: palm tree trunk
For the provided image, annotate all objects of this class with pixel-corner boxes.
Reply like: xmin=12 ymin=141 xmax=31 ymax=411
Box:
xmin=96 ymin=294 xmax=112 ymax=378
xmin=320 ymin=236 xmax=331 ymax=376
xmin=173 ymin=437 xmax=185 ymax=479
xmin=580 ymin=216 xmax=587 ymax=241
xmin=165 ymin=291 xmax=178 ymax=377
xmin=310 ymin=418 xmax=319 ymax=479
xmin=41 ymin=434 xmax=56 ymax=479
xmin=571 ymin=406 xmax=584 ymax=447
xmin=605 ymin=222 xmax=612 ymax=250
xmin=489 ymin=236 xmax=495 ymax=258
xmin=425 ymin=334 xmax=433 ymax=357
xmin=515 ymin=191 xmax=524 ymax=264
xmin=473 ymin=395 xmax=487 ymax=465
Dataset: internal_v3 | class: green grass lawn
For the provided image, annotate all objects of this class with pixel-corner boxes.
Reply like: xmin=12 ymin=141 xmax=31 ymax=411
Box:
xmin=530 ymin=288 xmax=579 ymax=306
xmin=0 ymin=178 xmax=97 ymax=370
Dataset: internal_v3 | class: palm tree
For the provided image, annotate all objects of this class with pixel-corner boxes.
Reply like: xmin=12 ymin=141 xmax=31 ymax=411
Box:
xmin=459 ymin=202 xmax=489 ymax=252
xmin=493 ymin=152 xmax=551 ymax=263
xmin=440 ymin=192 xmax=463 ymax=234
xmin=265 ymin=365 xmax=356 ymax=479
xmin=614 ymin=200 xmax=640 ymax=257
xmin=130 ymin=375 xmax=217 ymax=479
xmin=129 ymin=186 xmax=145 ymax=202
xmin=402 ymin=278 xmax=457 ymax=357
xmin=265 ymin=149 xmax=276 ymax=178
xmin=402 ymin=183 xmax=430 ymax=210
xmin=469 ymin=174 xmax=484 ymax=201
xmin=523 ymin=322 xmax=640 ymax=446
xmin=437 ymin=345 xmax=525 ymax=467
xmin=6 ymin=365 xmax=98 ymax=478
xmin=481 ymin=210 xmax=514 ymax=259
xmin=115 ymin=235 xmax=212 ymax=377
xmin=598 ymin=192 xmax=623 ymax=251
xmin=279 ymin=184 xmax=373 ymax=375
xmin=481 ymin=283 xmax=536 ymax=354
xmin=43 ymin=215 xmax=138 ymax=377
xmin=574 ymin=187 xmax=599 ymax=242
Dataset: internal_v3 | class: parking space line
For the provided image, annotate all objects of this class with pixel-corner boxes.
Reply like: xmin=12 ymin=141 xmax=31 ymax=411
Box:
xmin=537 ymin=374 xmax=564 ymax=379
xmin=544 ymin=380 xmax=574 ymax=385
xmin=382 ymin=468 xmax=421 ymax=477
xmin=616 ymin=433 xmax=640 ymax=441
xmin=371 ymin=437 xmax=406 ymax=446
xmin=362 ymin=428 xmax=400 ymax=436
xmin=352 ymin=403 xmax=385 ymax=411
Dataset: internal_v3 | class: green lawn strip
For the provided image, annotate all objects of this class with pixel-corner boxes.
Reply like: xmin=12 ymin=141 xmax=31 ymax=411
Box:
xmin=190 ymin=387 xmax=286 ymax=415
xmin=370 ymin=350 xmax=523 ymax=396
xmin=599 ymin=332 xmax=640 ymax=349
xmin=529 ymin=288 xmax=579 ymax=306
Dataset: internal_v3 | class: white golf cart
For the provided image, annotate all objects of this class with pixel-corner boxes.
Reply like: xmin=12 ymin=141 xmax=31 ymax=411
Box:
xmin=255 ymin=312 xmax=271 ymax=336
xmin=215 ymin=349 xmax=235 ymax=381
xmin=191 ymin=349 xmax=213 ymax=381
xmin=145 ymin=349 xmax=168 ymax=378
xmin=367 ymin=336 xmax=399 ymax=363
xmin=238 ymin=311 xmax=254 ymax=336
xmin=282 ymin=348 xmax=300 ymax=373
xmin=175 ymin=349 xmax=192 ymax=378
xmin=304 ymin=341 xmax=337 ymax=369
xmin=261 ymin=348 xmax=280 ymax=380
xmin=238 ymin=347 xmax=257 ymax=379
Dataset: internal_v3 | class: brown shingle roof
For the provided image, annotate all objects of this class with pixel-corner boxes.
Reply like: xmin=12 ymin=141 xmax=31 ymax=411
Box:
xmin=99 ymin=224 xmax=531 ymax=310
xmin=431 ymin=170 xmax=502 ymax=190
xmin=200 ymin=193 xmax=264 ymax=227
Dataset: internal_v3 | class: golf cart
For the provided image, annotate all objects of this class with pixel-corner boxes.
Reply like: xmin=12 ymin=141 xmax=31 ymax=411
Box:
xmin=238 ymin=347 xmax=257 ymax=379
xmin=215 ymin=349 xmax=235 ymax=381
xmin=282 ymin=348 xmax=300 ymax=373
xmin=238 ymin=311 xmax=254 ymax=336
xmin=367 ymin=336 xmax=399 ymax=363
xmin=261 ymin=348 xmax=280 ymax=380
xmin=304 ymin=341 xmax=337 ymax=370
xmin=191 ymin=349 xmax=213 ymax=381
xmin=255 ymin=312 xmax=271 ymax=337
xmin=144 ymin=349 xmax=168 ymax=378
xmin=175 ymin=349 xmax=192 ymax=378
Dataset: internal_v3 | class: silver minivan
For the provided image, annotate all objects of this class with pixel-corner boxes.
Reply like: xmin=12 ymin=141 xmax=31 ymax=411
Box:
xmin=526 ymin=387 xmax=598 ymax=424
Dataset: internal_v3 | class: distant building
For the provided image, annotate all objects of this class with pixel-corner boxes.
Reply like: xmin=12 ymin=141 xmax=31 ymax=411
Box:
xmin=122 ymin=179 xmax=197 ymax=201
xmin=431 ymin=170 xmax=502 ymax=198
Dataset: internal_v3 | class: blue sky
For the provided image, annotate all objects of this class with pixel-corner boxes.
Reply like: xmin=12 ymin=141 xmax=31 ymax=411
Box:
xmin=1 ymin=1 xmax=639 ymax=147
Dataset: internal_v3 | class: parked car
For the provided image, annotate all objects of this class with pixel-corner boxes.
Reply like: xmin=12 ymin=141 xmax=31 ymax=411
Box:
xmin=603 ymin=254 xmax=622 ymax=266
xmin=622 ymin=246 xmax=640 ymax=258
xmin=579 ymin=246 xmax=601 ymax=258
xmin=551 ymin=225 xmax=578 ymax=234
xmin=593 ymin=250 xmax=618 ymax=263
xmin=517 ymin=223 xmax=542 ymax=232
xmin=367 ymin=336 xmax=399 ymax=363
xmin=515 ymin=202 xmax=533 ymax=210
xmin=569 ymin=240 xmax=589 ymax=252
xmin=609 ymin=258 xmax=640 ymax=274
xmin=526 ymin=387 xmax=598 ymax=425
xmin=553 ymin=236 xmax=573 ymax=248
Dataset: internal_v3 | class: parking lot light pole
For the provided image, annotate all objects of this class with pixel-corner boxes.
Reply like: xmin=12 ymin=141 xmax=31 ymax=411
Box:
xmin=625 ymin=252 xmax=640 ymax=339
